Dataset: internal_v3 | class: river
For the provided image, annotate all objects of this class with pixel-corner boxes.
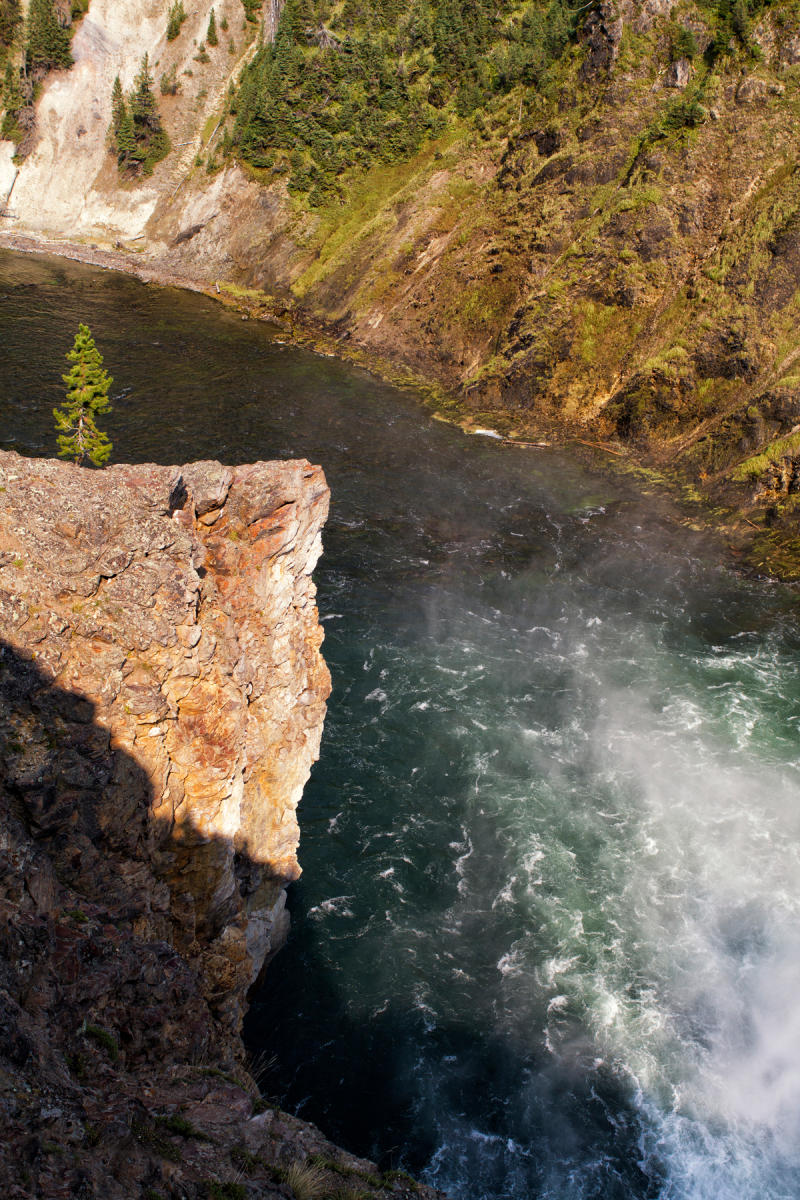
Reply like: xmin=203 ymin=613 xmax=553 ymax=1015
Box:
xmin=3 ymin=248 xmax=800 ymax=1200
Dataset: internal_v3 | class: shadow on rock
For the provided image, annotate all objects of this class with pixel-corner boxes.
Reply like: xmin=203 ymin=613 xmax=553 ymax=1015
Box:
xmin=0 ymin=644 xmax=440 ymax=1200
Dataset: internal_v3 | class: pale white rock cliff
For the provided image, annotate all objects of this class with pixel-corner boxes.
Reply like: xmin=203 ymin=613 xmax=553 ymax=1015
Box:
xmin=0 ymin=0 xmax=283 ymax=240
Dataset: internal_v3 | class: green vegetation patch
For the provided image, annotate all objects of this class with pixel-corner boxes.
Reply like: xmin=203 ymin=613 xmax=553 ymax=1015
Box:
xmin=230 ymin=1144 xmax=260 ymax=1173
xmin=166 ymin=0 xmax=187 ymax=41
xmin=731 ymin=430 xmax=800 ymax=480
xmin=63 ymin=906 xmax=89 ymax=923
xmin=228 ymin=0 xmax=585 ymax=206
xmin=206 ymin=1184 xmax=246 ymax=1200
xmin=81 ymin=1022 xmax=119 ymax=1062
xmin=26 ymin=0 xmax=73 ymax=70
xmin=0 ymin=0 xmax=21 ymax=53
xmin=0 ymin=0 xmax=90 ymax=147
xmin=131 ymin=1117 xmax=182 ymax=1162
xmin=155 ymin=1112 xmax=214 ymax=1142
xmin=109 ymin=55 xmax=170 ymax=176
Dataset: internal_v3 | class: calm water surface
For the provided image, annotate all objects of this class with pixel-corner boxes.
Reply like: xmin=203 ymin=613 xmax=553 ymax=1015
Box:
xmin=3 ymin=249 xmax=800 ymax=1199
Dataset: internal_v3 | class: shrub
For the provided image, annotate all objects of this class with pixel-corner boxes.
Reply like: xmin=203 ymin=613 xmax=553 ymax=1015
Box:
xmin=230 ymin=1144 xmax=259 ymax=1173
xmin=160 ymin=64 xmax=180 ymax=94
xmin=285 ymin=1161 xmax=328 ymax=1200
xmin=81 ymin=1022 xmax=119 ymax=1061
xmin=661 ymin=96 xmax=707 ymax=132
xmin=206 ymin=1184 xmax=246 ymax=1200
xmin=671 ymin=26 xmax=698 ymax=60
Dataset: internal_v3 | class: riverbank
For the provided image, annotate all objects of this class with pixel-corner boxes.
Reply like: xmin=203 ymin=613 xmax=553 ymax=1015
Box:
xmin=0 ymin=228 xmax=451 ymax=407
xmin=2 ymin=229 xmax=790 ymax=582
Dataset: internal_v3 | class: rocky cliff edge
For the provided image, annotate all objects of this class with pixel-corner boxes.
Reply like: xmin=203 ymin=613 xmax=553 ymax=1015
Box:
xmin=0 ymin=451 xmax=442 ymax=1198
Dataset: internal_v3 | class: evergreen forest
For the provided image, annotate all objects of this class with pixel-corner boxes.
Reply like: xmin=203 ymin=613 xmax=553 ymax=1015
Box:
xmin=1 ymin=0 xmax=87 ymax=149
xmin=228 ymin=0 xmax=583 ymax=205
xmin=227 ymin=0 xmax=773 ymax=207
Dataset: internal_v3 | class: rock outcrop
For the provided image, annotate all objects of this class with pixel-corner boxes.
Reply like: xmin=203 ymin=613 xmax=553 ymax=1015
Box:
xmin=0 ymin=451 xmax=331 ymax=1040
xmin=0 ymin=451 xmax=441 ymax=1197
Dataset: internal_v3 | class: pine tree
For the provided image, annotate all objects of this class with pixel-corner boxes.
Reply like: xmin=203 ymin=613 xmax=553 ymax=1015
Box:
xmin=26 ymin=0 xmax=72 ymax=70
xmin=206 ymin=7 xmax=218 ymax=46
xmin=166 ymin=0 xmax=186 ymax=40
xmin=2 ymin=60 xmax=22 ymax=109
xmin=115 ymin=103 xmax=135 ymax=164
xmin=0 ymin=60 xmax=25 ymax=140
xmin=731 ymin=0 xmax=750 ymax=41
xmin=241 ymin=0 xmax=260 ymax=25
xmin=109 ymin=56 xmax=169 ymax=174
xmin=110 ymin=73 xmax=124 ymax=131
xmin=130 ymin=52 xmax=156 ymax=124
xmin=128 ymin=53 xmax=170 ymax=170
xmin=53 ymin=324 xmax=113 ymax=467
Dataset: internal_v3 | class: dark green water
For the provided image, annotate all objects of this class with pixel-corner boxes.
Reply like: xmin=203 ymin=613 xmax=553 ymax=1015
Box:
xmin=4 ymin=249 xmax=800 ymax=1200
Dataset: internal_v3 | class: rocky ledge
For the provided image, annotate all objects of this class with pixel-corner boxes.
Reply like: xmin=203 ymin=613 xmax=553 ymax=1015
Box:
xmin=0 ymin=451 xmax=442 ymax=1199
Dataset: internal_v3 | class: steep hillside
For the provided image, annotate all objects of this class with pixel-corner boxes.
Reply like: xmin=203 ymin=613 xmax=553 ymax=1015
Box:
xmin=4 ymin=0 xmax=800 ymax=572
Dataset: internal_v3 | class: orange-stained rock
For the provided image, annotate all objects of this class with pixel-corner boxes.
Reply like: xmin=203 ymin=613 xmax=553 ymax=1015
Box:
xmin=0 ymin=450 xmax=331 ymax=1030
xmin=0 ymin=453 xmax=446 ymax=1199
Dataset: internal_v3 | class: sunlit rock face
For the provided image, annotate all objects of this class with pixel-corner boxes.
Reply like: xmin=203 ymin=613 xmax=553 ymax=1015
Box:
xmin=0 ymin=453 xmax=450 ymax=1197
xmin=0 ymin=450 xmax=330 ymax=1036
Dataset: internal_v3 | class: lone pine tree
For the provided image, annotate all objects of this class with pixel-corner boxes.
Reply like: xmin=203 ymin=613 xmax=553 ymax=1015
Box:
xmin=53 ymin=324 xmax=113 ymax=466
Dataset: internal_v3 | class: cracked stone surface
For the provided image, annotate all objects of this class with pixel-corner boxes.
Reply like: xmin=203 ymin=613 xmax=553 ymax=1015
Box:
xmin=0 ymin=453 xmax=444 ymax=1196
xmin=0 ymin=452 xmax=332 ymax=1030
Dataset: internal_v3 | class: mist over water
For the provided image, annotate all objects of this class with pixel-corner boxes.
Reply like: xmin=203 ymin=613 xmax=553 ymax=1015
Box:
xmin=3 ymin=249 xmax=800 ymax=1199
xmin=287 ymin=522 xmax=800 ymax=1200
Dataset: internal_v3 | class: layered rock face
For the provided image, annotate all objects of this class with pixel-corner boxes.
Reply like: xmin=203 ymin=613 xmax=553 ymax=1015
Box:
xmin=0 ymin=452 xmax=330 ymax=1039
xmin=0 ymin=451 xmax=439 ymax=1196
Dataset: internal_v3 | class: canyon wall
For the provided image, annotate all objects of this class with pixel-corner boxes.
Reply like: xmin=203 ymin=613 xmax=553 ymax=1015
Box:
xmin=0 ymin=450 xmax=443 ymax=1197
xmin=0 ymin=450 xmax=331 ymax=1038
xmin=0 ymin=0 xmax=284 ymax=240
xmin=0 ymin=449 xmax=445 ymax=1196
